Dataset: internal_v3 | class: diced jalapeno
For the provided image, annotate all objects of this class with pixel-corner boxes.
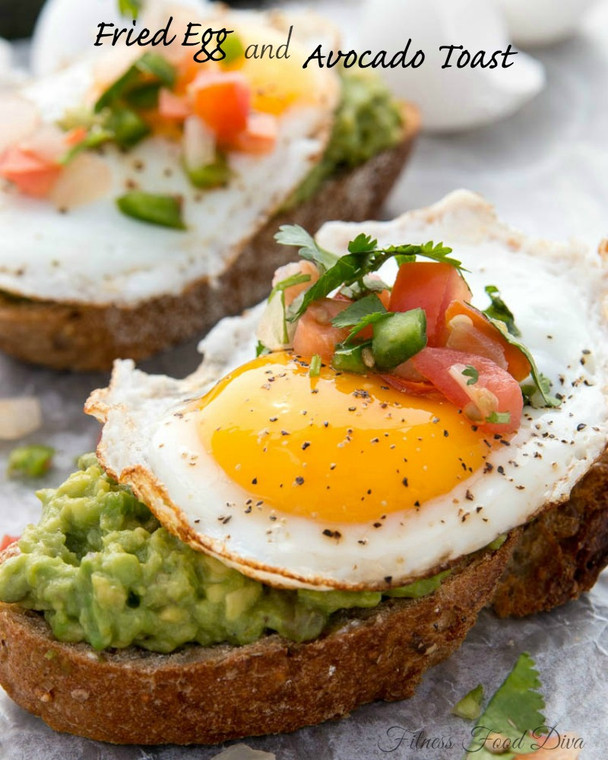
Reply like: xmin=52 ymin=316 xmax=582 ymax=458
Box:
xmin=371 ymin=308 xmax=427 ymax=369
xmin=185 ymin=153 xmax=231 ymax=189
xmin=116 ymin=192 xmax=186 ymax=230
xmin=332 ymin=342 xmax=373 ymax=374
xmin=105 ymin=107 xmax=150 ymax=148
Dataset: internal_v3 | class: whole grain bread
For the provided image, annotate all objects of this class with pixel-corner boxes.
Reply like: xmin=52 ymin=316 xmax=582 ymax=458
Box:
xmin=0 ymin=105 xmax=419 ymax=372
xmin=492 ymin=446 xmax=608 ymax=617
xmin=0 ymin=536 xmax=513 ymax=746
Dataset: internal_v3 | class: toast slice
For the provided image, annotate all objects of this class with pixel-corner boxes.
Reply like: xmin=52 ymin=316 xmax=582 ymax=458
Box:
xmin=492 ymin=445 xmax=608 ymax=617
xmin=0 ymin=105 xmax=419 ymax=372
xmin=0 ymin=536 xmax=514 ymax=746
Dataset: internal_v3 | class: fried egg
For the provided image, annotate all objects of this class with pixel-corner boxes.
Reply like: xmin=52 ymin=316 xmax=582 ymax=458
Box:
xmin=86 ymin=191 xmax=608 ymax=590
xmin=0 ymin=7 xmax=339 ymax=306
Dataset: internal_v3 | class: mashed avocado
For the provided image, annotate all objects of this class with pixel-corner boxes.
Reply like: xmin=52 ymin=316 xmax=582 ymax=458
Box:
xmin=0 ymin=455 xmax=447 ymax=653
xmin=286 ymin=69 xmax=404 ymax=208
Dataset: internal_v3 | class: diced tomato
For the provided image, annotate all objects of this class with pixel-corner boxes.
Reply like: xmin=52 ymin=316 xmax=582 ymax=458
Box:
xmin=64 ymin=126 xmax=88 ymax=147
xmin=231 ymin=112 xmax=278 ymax=154
xmin=389 ymin=262 xmax=472 ymax=345
xmin=158 ymin=88 xmax=191 ymax=121
xmin=293 ymin=299 xmax=351 ymax=361
xmin=190 ymin=71 xmax=250 ymax=145
xmin=0 ymin=534 xmax=18 ymax=552
xmin=412 ymin=347 xmax=523 ymax=434
xmin=380 ymin=373 xmax=436 ymax=396
xmin=445 ymin=300 xmax=531 ymax=381
xmin=0 ymin=146 xmax=61 ymax=197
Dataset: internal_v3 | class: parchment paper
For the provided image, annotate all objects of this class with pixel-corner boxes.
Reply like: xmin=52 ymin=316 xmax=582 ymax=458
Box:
xmin=1 ymin=1 xmax=608 ymax=757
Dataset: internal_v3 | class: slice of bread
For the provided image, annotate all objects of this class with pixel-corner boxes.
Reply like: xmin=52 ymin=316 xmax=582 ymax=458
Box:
xmin=492 ymin=445 xmax=608 ymax=617
xmin=0 ymin=105 xmax=419 ymax=372
xmin=0 ymin=536 xmax=513 ymax=745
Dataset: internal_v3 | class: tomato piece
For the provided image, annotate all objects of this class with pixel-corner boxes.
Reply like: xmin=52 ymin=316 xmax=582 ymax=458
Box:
xmin=190 ymin=71 xmax=250 ymax=144
xmin=445 ymin=300 xmax=531 ymax=381
xmin=293 ymin=299 xmax=351 ymax=361
xmin=0 ymin=534 xmax=18 ymax=552
xmin=0 ymin=146 xmax=61 ymax=197
xmin=231 ymin=112 xmax=278 ymax=154
xmin=158 ymin=88 xmax=191 ymax=121
xmin=389 ymin=262 xmax=472 ymax=345
xmin=64 ymin=126 xmax=88 ymax=147
xmin=380 ymin=373 xmax=437 ymax=396
xmin=412 ymin=347 xmax=523 ymax=434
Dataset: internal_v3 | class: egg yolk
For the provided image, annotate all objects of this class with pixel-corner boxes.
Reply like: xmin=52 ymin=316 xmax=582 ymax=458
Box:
xmin=195 ymin=353 xmax=491 ymax=523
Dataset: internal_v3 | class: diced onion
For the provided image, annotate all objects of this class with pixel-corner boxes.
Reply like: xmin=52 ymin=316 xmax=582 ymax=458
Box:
xmin=183 ymin=115 xmax=216 ymax=170
xmin=50 ymin=153 xmax=112 ymax=210
xmin=0 ymin=94 xmax=40 ymax=154
xmin=0 ymin=397 xmax=42 ymax=441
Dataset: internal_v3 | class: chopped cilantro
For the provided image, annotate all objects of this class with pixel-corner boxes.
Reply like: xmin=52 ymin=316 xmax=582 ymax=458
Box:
xmin=95 ymin=53 xmax=176 ymax=113
xmin=462 ymin=366 xmax=479 ymax=386
xmin=484 ymin=285 xmax=520 ymax=337
xmin=276 ymin=225 xmax=460 ymax=321
xmin=269 ymin=272 xmax=312 ymax=301
xmin=309 ymin=354 xmax=322 ymax=377
xmin=8 ymin=445 xmax=55 ymax=478
xmin=464 ymin=653 xmax=547 ymax=759
xmin=452 ymin=684 xmax=484 ymax=720
xmin=486 ymin=411 xmax=511 ymax=425
xmin=255 ymin=341 xmax=269 ymax=358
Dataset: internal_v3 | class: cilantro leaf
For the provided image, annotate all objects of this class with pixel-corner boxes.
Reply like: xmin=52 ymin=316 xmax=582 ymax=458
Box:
xmin=255 ymin=340 xmax=269 ymax=358
xmin=464 ymin=653 xmax=547 ymax=759
xmin=484 ymin=285 xmax=521 ymax=337
xmin=462 ymin=366 xmax=479 ymax=386
xmin=387 ymin=240 xmax=465 ymax=270
xmin=275 ymin=225 xmax=338 ymax=272
xmin=331 ymin=294 xmax=387 ymax=328
xmin=348 ymin=233 xmax=378 ymax=254
xmin=521 ymin=373 xmax=559 ymax=410
xmin=490 ymin=320 xmax=561 ymax=408
xmin=452 ymin=684 xmax=484 ymax=721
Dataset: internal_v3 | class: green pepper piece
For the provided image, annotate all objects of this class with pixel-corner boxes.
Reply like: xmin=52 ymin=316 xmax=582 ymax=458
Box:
xmin=105 ymin=107 xmax=150 ymax=148
xmin=185 ymin=152 xmax=231 ymax=189
xmin=116 ymin=192 xmax=186 ymax=230
xmin=331 ymin=342 xmax=372 ymax=374
xmin=371 ymin=308 xmax=427 ymax=370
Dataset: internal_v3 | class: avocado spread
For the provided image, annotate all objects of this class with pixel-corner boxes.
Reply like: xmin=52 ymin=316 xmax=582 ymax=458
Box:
xmin=0 ymin=455 xmax=448 ymax=653
xmin=286 ymin=69 xmax=404 ymax=208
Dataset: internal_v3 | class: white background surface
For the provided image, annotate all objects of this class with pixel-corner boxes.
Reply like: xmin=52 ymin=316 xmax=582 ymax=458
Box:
xmin=0 ymin=1 xmax=607 ymax=757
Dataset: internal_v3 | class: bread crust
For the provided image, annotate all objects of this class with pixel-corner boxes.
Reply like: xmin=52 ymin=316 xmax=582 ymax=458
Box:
xmin=0 ymin=106 xmax=420 ymax=372
xmin=0 ymin=536 xmax=513 ymax=745
xmin=492 ymin=446 xmax=608 ymax=617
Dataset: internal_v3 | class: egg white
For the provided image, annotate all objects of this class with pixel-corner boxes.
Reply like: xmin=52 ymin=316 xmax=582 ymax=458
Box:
xmin=86 ymin=190 xmax=608 ymax=590
xmin=0 ymin=9 xmax=339 ymax=306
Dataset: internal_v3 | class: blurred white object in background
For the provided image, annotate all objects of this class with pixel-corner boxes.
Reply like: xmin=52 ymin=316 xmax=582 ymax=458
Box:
xmin=496 ymin=0 xmax=599 ymax=47
xmin=31 ymin=0 xmax=208 ymax=76
xmin=358 ymin=0 xmax=545 ymax=133
xmin=0 ymin=37 xmax=27 ymax=87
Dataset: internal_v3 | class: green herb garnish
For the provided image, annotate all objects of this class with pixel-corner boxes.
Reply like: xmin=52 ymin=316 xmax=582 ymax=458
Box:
xmin=452 ymin=684 xmax=484 ymax=720
xmin=484 ymin=285 xmax=520 ymax=337
xmin=116 ymin=192 xmax=186 ymax=230
xmin=462 ymin=366 xmax=479 ymax=386
xmin=486 ymin=411 xmax=511 ymax=425
xmin=255 ymin=341 xmax=269 ymax=358
xmin=276 ymin=225 xmax=459 ymax=322
xmin=309 ymin=354 xmax=322 ymax=377
xmin=464 ymin=653 xmax=546 ymax=759
xmin=7 ymin=445 xmax=55 ymax=479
